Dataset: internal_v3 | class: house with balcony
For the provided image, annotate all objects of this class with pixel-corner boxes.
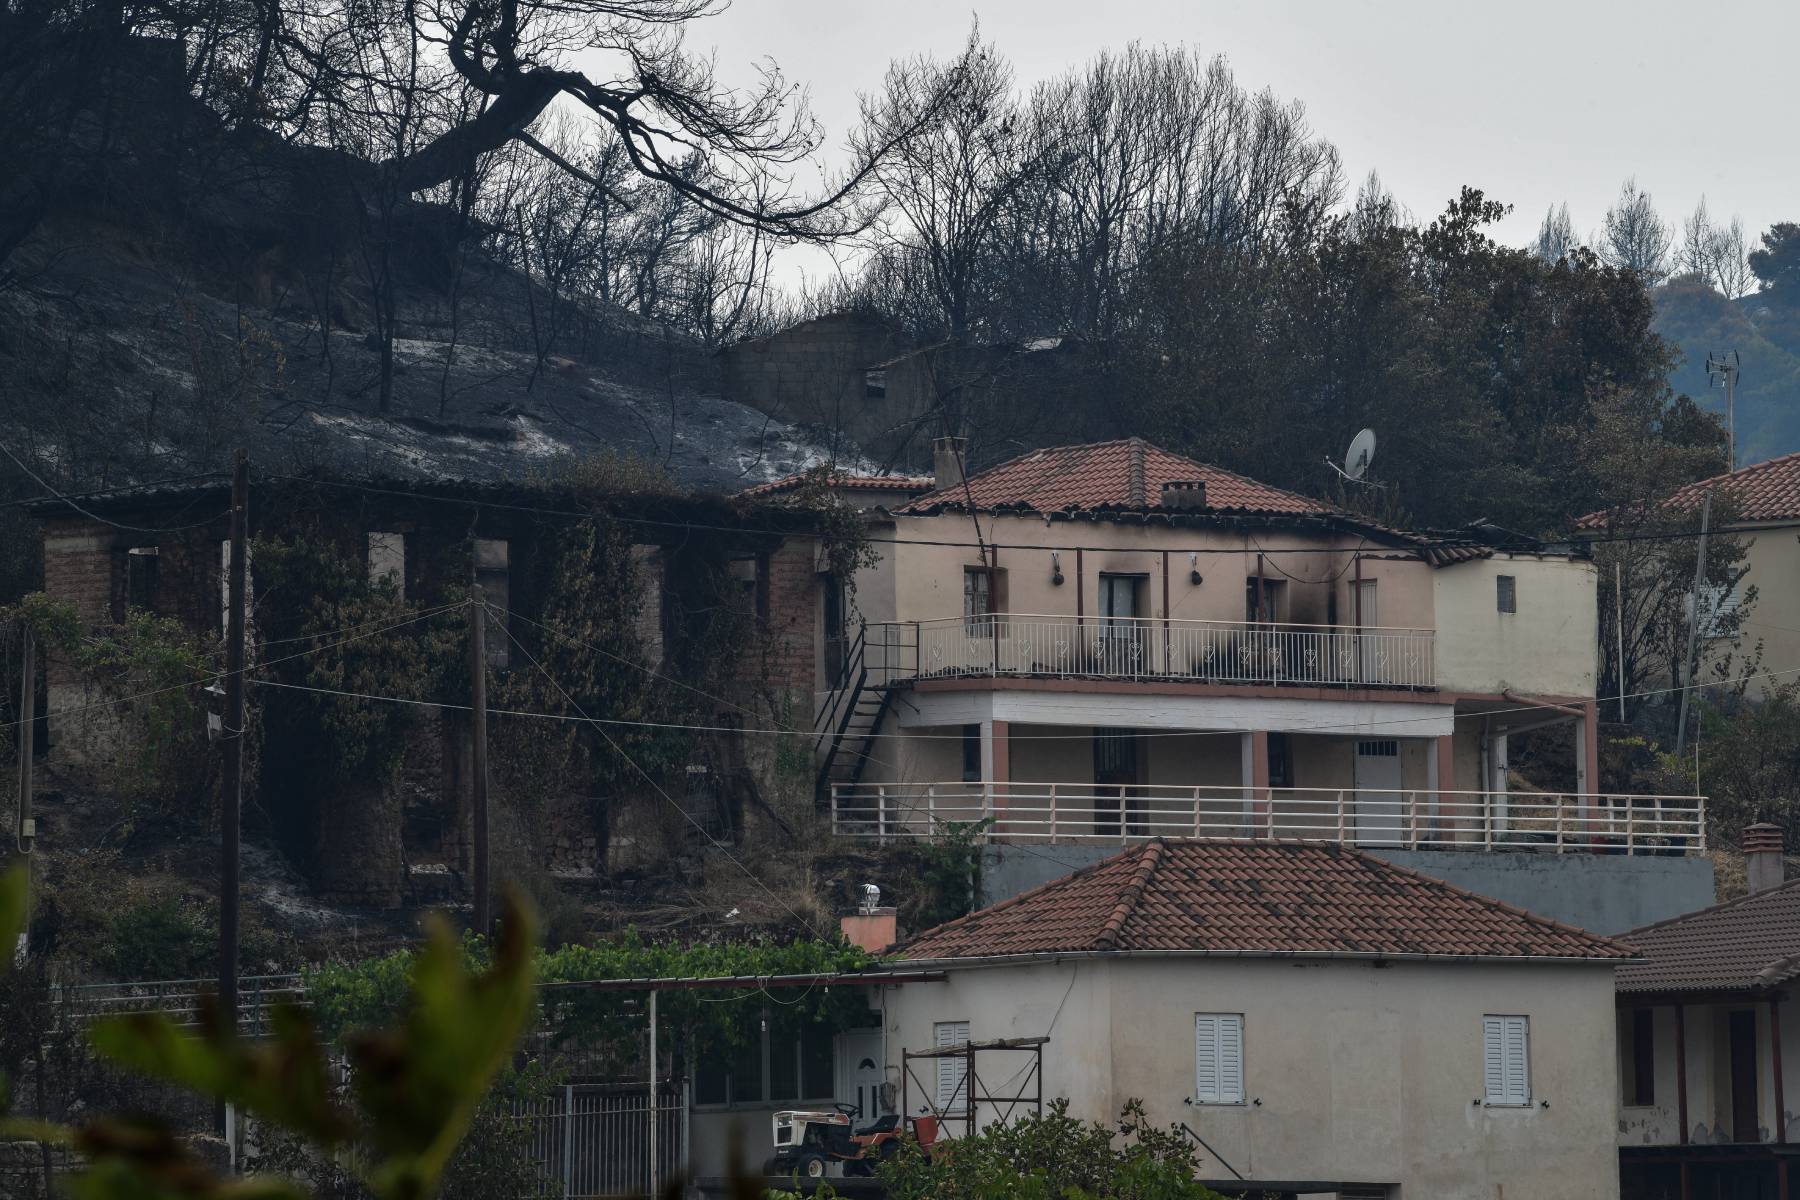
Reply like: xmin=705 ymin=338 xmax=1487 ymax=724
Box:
xmin=1614 ymin=824 xmax=1800 ymax=1200
xmin=815 ymin=437 xmax=1713 ymax=931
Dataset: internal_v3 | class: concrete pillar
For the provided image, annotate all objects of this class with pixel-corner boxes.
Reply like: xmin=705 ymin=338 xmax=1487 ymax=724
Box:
xmin=1489 ymin=730 xmax=1509 ymax=832
xmin=1428 ymin=734 xmax=1455 ymax=843
xmin=1575 ymin=700 xmax=1600 ymax=831
xmin=1240 ymin=731 xmax=1270 ymax=835
xmin=981 ymin=719 xmax=1009 ymax=821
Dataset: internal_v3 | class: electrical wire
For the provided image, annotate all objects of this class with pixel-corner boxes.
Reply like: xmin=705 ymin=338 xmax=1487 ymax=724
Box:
xmin=0 ymin=443 xmax=232 ymax=534
xmin=487 ymin=608 xmax=832 ymax=943
xmin=504 ymin=608 xmax=759 ymax=721
xmin=265 ymin=474 xmax=1770 ymax=557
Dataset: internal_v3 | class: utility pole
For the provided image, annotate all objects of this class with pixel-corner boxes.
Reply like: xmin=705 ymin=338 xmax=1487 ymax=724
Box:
xmin=14 ymin=621 xmax=34 ymax=953
xmin=1708 ymin=351 xmax=1741 ymax=471
xmin=1675 ymin=491 xmax=1712 ymax=758
xmin=218 ymin=449 xmax=248 ymax=1134
xmin=1615 ymin=561 xmax=1627 ymax=723
xmin=469 ymin=582 xmax=490 ymax=938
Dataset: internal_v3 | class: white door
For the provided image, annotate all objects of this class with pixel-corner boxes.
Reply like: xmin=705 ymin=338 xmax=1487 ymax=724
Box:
xmin=1354 ymin=739 xmax=1403 ymax=845
xmin=836 ymin=1032 xmax=886 ymax=1121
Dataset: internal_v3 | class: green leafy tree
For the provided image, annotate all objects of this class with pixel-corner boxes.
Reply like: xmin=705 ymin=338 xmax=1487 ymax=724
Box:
xmin=1749 ymin=223 xmax=1800 ymax=306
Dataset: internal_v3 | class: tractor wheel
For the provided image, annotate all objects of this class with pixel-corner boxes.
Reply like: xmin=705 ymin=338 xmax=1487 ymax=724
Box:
xmin=798 ymin=1153 xmax=827 ymax=1180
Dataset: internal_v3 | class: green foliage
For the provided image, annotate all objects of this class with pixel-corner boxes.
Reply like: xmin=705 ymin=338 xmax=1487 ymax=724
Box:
xmin=305 ymin=932 xmax=875 ymax=1065
xmin=913 ymin=820 xmax=990 ymax=930
xmin=4 ymin=593 xmax=210 ymax=800
xmin=102 ymin=899 xmax=214 ymax=981
xmin=71 ymin=893 xmax=539 ymax=1200
xmin=1691 ymin=686 xmax=1800 ymax=849
xmin=1748 ymin=223 xmax=1800 ymax=307
xmin=1654 ymin=270 xmax=1800 ymax=465
xmin=250 ymin=533 xmax=464 ymax=788
xmin=773 ymin=1100 xmax=1229 ymax=1200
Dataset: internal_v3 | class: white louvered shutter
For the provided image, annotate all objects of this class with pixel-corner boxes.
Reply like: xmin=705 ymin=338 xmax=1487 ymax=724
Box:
xmin=1483 ymin=1016 xmax=1529 ymax=1105
xmin=935 ymin=1021 xmax=970 ymax=1111
xmin=1194 ymin=1014 xmax=1244 ymax=1104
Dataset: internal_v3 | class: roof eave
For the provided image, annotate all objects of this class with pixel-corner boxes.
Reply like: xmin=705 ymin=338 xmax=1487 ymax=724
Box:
xmin=894 ymin=948 xmax=1633 ymax=970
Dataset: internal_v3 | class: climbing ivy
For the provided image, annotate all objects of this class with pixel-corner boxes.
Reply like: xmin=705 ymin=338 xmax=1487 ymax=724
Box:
xmin=305 ymin=934 xmax=877 ymax=1061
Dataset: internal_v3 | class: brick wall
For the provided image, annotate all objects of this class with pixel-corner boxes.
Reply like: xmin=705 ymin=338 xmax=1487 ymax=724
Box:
xmin=761 ymin=537 xmax=819 ymax=705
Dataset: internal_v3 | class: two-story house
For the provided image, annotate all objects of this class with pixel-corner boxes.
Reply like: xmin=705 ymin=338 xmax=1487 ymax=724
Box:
xmin=816 ymin=437 xmax=1713 ymax=930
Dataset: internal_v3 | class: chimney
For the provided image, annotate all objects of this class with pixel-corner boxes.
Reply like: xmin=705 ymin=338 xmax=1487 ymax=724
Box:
xmin=840 ymin=883 xmax=897 ymax=953
xmin=932 ymin=437 xmax=967 ymax=490
xmin=1160 ymin=480 xmax=1209 ymax=510
xmin=1746 ymin=823 xmax=1786 ymax=894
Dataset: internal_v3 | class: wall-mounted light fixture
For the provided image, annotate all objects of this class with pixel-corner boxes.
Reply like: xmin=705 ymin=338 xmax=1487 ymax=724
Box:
xmin=1189 ymin=552 xmax=1203 ymax=586
xmin=1050 ymin=550 xmax=1064 ymax=586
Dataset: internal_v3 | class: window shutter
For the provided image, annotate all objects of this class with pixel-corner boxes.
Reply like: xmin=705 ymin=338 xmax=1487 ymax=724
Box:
xmin=1484 ymin=1015 xmax=1529 ymax=1105
xmin=1194 ymin=1014 xmax=1244 ymax=1104
xmin=934 ymin=1021 xmax=970 ymax=1111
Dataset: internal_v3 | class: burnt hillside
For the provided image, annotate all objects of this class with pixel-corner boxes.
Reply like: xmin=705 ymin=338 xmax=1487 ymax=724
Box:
xmin=0 ymin=40 xmax=842 ymax=511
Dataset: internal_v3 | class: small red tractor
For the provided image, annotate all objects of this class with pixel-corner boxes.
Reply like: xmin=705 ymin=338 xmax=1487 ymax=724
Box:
xmin=766 ymin=1105 xmax=941 ymax=1180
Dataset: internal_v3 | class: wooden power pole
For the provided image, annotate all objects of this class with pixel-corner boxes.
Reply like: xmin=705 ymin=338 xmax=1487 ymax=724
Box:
xmin=218 ymin=449 xmax=248 ymax=1135
xmin=15 ymin=622 xmax=34 ymax=931
xmin=469 ymin=582 xmax=490 ymax=938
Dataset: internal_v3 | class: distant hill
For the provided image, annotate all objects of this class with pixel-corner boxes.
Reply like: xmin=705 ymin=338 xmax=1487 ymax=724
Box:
xmin=1654 ymin=278 xmax=1800 ymax=464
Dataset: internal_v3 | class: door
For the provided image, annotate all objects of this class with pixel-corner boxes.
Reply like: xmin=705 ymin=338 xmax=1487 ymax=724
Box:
xmin=1094 ymin=728 xmax=1141 ymax=837
xmin=822 ymin=574 xmax=847 ymax=686
xmin=836 ymin=1031 xmax=886 ymax=1122
xmin=1097 ymin=574 xmax=1144 ymax=676
xmin=1730 ymin=1010 xmax=1760 ymax=1142
xmin=1354 ymin=740 xmax=1404 ymax=845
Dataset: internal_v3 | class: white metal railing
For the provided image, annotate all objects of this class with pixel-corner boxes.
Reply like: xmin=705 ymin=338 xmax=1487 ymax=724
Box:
xmin=829 ymin=783 xmax=1706 ymax=855
xmin=865 ymin=615 xmax=1435 ymax=689
xmin=52 ymin=974 xmax=305 ymax=1035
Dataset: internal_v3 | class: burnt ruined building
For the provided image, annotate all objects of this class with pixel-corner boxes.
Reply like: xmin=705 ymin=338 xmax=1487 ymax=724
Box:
xmin=29 ymin=475 xmax=841 ymax=907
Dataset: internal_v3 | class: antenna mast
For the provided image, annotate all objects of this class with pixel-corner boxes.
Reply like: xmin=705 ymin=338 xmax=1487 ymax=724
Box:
xmin=1707 ymin=350 xmax=1741 ymax=470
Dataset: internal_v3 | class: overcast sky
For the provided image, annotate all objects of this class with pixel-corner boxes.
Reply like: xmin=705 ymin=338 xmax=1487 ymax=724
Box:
xmin=698 ymin=0 xmax=1798 ymax=286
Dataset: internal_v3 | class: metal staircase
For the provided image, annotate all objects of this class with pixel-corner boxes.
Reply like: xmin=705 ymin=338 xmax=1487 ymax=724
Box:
xmin=813 ymin=624 xmax=898 ymax=804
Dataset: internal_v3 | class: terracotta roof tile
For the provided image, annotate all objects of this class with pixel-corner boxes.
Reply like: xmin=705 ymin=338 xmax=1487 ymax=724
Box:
xmin=738 ymin=472 xmax=934 ymax=499
xmin=1577 ymin=452 xmax=1800 ymax=529
xmin=897 ymin=840 xmax=1632 ymax=963
xmin=1615 ymin=877 xmax=1800 ymax=994
xmin=898 ymin=438 xmax=1333 ymax=518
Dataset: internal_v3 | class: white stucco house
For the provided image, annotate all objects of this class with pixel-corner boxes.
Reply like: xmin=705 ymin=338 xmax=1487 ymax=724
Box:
xmin=869 ymin=837 xmax=1634 ymax=1200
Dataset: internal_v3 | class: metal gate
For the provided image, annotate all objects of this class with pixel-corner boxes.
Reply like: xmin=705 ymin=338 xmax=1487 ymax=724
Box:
xmin=515 ymin=1082 xmax=687 ymax=1197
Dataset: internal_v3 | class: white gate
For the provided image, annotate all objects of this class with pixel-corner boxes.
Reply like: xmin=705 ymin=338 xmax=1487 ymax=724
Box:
xmin=515 ymin=1081 xmax=687 ymax=1197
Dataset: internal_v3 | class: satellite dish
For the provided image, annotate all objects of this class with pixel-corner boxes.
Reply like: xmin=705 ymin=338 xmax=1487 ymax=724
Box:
xmin=1344 ymin=429 xmax=1377 ymax=481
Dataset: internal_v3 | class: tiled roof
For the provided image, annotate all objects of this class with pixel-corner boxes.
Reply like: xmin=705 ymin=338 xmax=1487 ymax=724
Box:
xmin=1576 ymin=452 xmax=1800 ymax=529
xmin=896 ymin=840 xmax=1633 ymax=963
xmin=1615 ymin=877 xmax=1800 ymax=994
xmin=738 ymin=472 xmax=934 ymax=499
xmin=897 ymin=438 xmax=1334 ymax=517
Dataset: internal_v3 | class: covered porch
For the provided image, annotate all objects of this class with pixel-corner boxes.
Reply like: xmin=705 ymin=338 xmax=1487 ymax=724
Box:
xmin=837 ymin=686 xmax=1703 ymax=854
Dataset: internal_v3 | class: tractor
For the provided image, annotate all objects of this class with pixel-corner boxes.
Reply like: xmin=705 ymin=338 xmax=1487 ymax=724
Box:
xmin=766 ymin=1105 xmax=941 ymax=1180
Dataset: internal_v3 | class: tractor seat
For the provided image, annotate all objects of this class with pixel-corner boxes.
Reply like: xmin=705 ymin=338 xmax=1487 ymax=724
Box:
xmin=854 ymin=1114 xmax=900 ymax=1137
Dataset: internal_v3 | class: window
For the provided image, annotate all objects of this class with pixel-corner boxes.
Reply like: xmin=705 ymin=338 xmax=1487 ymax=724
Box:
xmin=864 ymin=368 xmax=887 ymax=400
xmin=963 ymin=567 xmax=994 ymax=635
xmin=1622 ymin=1009 xmax=1655 ymax=1106
xmin=1244 ymin=578 xmax=1285 ymax=623
xmin=125 ymin=546 xmax=159 ymax=614
xmin=473 ymin=539 xmax=511 ymax=669
xmin=695 ymin=1017 xmax=837 ymax=1107
xmin=368 ymin=533 xmax=405 ymax=598
xmin=1696 ymin=580 xmax=1745 ymax=640
xmin=960 ymin=725 xmax=982 ymax=783
xmin=1193 ymin=1014 xmax=1245 ymax=1105
xmin=1482 ymin=1015 xmax=1530 ymax=1106
xmin=935 ymin=1021 xmax=971 ymax=1111
xmin=1496 ymin=574 xmax=1517 ymax=614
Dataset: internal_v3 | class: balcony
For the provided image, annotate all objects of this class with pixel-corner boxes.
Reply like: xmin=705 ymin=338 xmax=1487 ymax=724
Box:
xmin=864 ymin=615 xmax=1436 ymax=690
xmin=829 ymin=782 xmax=1706 ymax=855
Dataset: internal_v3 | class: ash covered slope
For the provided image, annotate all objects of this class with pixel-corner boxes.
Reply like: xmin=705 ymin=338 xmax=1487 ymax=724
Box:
xmin=0 ymin=49 xmax=847 ymax=494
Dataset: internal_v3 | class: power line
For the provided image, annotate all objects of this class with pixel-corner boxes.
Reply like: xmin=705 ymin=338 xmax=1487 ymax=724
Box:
xmin=0 ymin=443 xmax=231 ymax=534
xmin=265 ymin=473 xmax=1768 ymax=557
xmin=486 ymin=608 xmax=832 ymax=942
